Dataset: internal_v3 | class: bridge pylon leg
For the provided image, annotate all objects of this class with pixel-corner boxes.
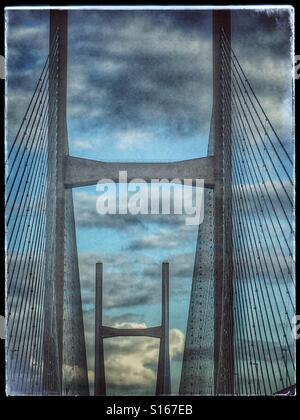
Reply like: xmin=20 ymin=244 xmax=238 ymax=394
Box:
xmin=43 ymin=10 xmax=89 ymax=396
xmin=43 ymin=10 xmax=68 ymax=395
xmin=94 ymin=262 xmax=106 ymax=396
xmin=156 ymin=262 xmax=171 ymax=395
xmin=213 ymin=9 xmax=234 ymax=394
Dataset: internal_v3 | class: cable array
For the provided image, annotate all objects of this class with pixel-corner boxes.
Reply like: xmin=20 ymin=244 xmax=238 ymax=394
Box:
xmin=221 ymin=29 xmax=295 ymax=395
xmin=6 ymin=30 xmax=60 ymax=394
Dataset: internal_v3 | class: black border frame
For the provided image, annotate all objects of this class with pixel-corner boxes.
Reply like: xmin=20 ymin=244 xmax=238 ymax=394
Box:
xmin=0 ymin=1 xmax=298 ymax=414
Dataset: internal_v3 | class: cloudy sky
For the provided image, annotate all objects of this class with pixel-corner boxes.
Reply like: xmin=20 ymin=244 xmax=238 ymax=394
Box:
xmin=6 ymin=7 xmax=294 ymax=395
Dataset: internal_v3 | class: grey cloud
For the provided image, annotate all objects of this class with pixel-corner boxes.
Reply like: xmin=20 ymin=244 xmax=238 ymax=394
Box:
xmin=78 ymin=252 xmax=161 ymax=309
xmin=127 ymin=224 xmax=197 ymax=252
xmin=66 ymin=10 xmax=212 ymax=144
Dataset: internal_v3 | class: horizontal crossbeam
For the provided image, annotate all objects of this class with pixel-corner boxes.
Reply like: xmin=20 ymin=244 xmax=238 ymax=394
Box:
xmin=64 ymin=155 xmax=215 ymax=189
xmin=101 ymin=325 xmax=162 ymax=339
